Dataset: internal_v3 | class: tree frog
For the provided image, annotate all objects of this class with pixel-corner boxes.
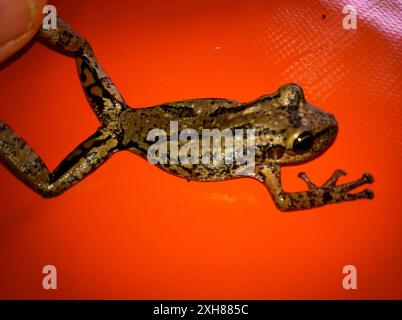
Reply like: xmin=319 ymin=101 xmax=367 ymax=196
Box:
xmin=0 ymin=18 xmax=374 ymax=211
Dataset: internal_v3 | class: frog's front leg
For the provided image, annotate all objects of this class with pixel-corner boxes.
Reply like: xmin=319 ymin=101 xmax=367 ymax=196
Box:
xmin=0 ymin=122 xmax=120 ymax=198
xmin=257 ymin=165 xmax=374 ymax=211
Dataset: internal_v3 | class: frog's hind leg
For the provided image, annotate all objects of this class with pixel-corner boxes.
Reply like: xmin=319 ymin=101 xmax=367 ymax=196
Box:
xmin=38 ymin=18 xmax=126 ymax=124
xmin=0 ymin=121 xmax=120 ymax=198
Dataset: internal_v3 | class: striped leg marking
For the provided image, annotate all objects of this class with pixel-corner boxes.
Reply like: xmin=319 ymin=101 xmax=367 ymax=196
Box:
xmin=0 ymin=121 xmax=119 ymax=198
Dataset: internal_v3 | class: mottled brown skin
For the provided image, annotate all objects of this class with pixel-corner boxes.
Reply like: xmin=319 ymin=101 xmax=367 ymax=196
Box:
xmin=0 ymin=18 xmax=374 ymax=211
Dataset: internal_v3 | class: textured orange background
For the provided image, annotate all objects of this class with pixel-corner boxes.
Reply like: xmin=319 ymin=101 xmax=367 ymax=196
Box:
xmin=0 ymin=0 xmax=401 ymax=299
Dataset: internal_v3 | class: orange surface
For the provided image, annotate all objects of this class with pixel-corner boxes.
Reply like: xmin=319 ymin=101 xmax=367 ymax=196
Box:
xmin=0 ymin=0 xmax=401 ymax=299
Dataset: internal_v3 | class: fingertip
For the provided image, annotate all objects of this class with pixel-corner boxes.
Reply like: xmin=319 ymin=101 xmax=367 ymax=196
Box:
xmin=0 ymin=0 xmax=47 ymax=62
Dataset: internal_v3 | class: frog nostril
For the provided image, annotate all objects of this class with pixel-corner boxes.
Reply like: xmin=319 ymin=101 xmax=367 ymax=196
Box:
xmin=328 ymin=114 xmax=338 ymax=126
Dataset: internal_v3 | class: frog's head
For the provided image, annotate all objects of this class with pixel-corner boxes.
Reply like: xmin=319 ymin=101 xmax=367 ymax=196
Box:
xmin=256 ymin=83 xmax=338 ymax=165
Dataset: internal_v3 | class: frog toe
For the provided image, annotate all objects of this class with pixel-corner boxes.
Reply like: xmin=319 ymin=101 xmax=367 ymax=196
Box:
xmin=322 ymin=169 xmax=347 ymax=188
xmin=365 ymin=188 xmax=375 ymax=199
xmin=362 ymin=173 xmax=374 ymax=184
xmin=297 ymin=171 xmax=317 ymax=190
xmin=344 ymin=188 xmax=374 ymax=201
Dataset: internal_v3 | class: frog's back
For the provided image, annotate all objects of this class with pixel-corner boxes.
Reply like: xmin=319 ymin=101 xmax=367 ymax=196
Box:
xmin=118 ymin=98 xmax=256 ymax=181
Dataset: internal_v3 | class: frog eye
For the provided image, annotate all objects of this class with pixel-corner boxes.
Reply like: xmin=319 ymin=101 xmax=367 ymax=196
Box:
xmin=278 ymin=83 xmax=305 ymax=107
xmin=292 ymin=131 xmax=313 ymax=153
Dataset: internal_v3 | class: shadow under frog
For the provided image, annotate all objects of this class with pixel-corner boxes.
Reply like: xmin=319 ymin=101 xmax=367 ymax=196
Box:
xmin=0 ymin=18 xmax=374 ymax=211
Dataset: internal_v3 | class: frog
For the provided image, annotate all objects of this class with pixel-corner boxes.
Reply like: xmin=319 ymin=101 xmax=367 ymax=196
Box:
xmin=0 ymin=18 xmax=374 ymax=211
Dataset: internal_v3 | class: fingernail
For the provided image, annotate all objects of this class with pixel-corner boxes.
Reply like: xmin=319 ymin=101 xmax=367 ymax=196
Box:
xmin=0 ymin=0 xmax=38 ymax=45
